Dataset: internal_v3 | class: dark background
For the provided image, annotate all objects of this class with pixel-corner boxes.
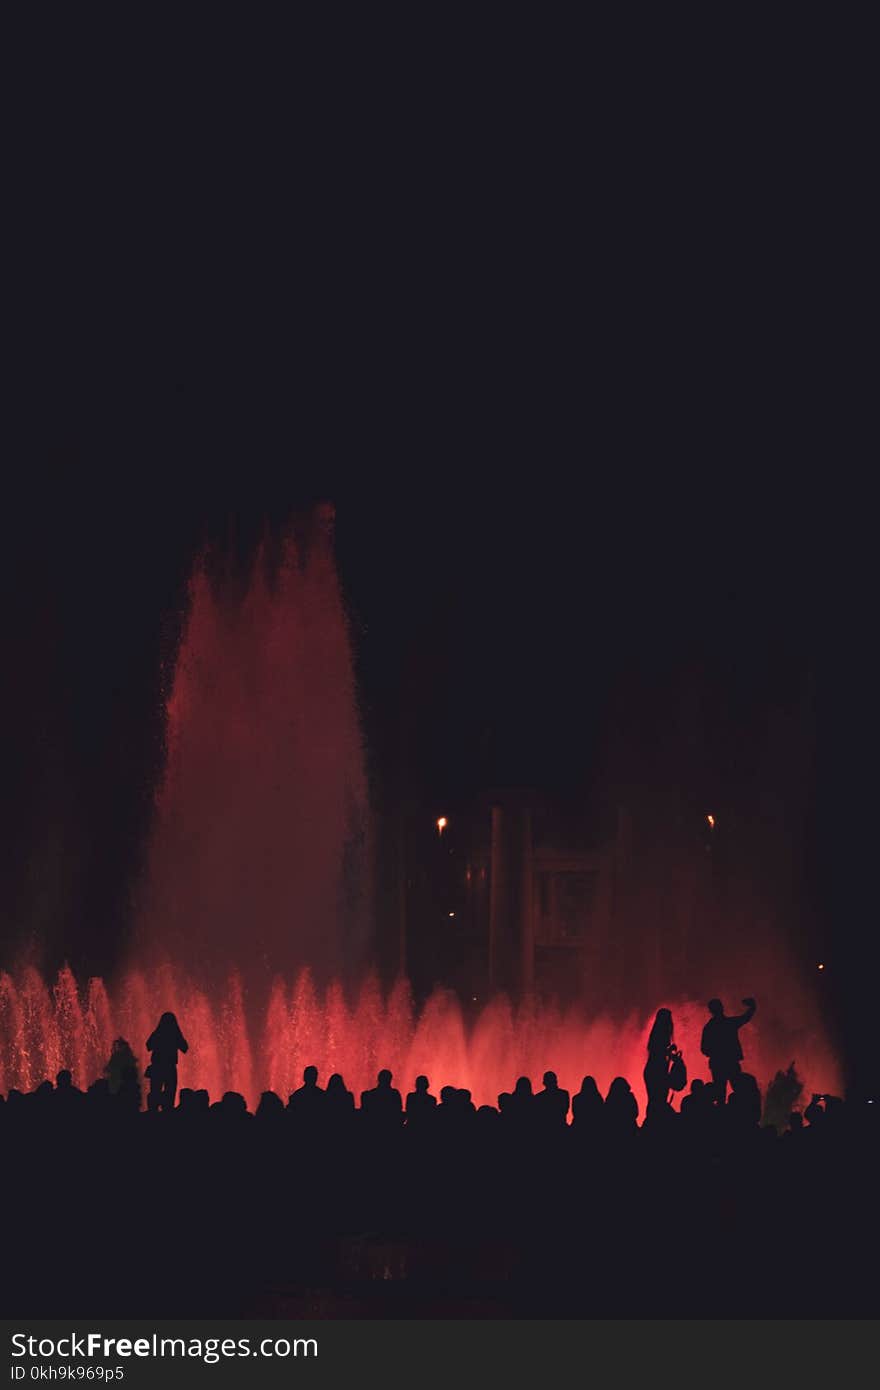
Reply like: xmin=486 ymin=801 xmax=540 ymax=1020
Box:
xmin=2 ymin=28 xmax=874 ymax=1090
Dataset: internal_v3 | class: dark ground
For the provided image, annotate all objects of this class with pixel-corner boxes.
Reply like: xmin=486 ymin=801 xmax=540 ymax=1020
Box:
xmin=4 ymin=1100 xmax=877 ymax=1320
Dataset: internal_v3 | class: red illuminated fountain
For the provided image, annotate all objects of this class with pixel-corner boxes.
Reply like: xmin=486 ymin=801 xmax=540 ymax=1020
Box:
xmin=130 ymin=504 xmax=371 ymax=986
xmin=0 ymin=509 xmax=842 ymax=1112
xmin=0 ymin=963 xmax=840 ymax=1112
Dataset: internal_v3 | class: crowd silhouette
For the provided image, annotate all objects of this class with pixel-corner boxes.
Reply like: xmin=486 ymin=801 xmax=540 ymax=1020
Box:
xmin=0 ymin=999 xmax=775 ymax=1138
xmin=2 ymin=997 xmax=877 ymax=1319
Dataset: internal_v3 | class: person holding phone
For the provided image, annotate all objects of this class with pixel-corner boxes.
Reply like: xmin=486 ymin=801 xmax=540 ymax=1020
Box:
xmin=700 ymin=996 xmax=757 ymax=1104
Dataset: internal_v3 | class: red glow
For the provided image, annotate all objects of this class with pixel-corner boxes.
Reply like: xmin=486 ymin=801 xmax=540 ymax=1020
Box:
xmin=11 ymin=511 xmax=825 ymax=1120
xmin=131 ymin=521 xmax=370 ymax=985
xmin=0 ymin=965 xmax=842 ymax=1115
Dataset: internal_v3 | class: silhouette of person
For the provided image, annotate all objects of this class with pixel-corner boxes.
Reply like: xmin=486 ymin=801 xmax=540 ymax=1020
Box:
xmin=504 ymin=1076 xmax=533 ymax=1133
xmin=534 ymin=1070 xmax=570 ymax=1129
xmin=360 ymin=1069 xmax=402 ymax=1129
xmin=118 ymin=1061 xmax=142 ymax=1115
xmin=325 ymin=1072 xmax=356 ymax=1127
xmin=145 ymin=1012 xmax=188 ymax=1112
xmin=213 ymin=1091 xmax=250 ymax=1125
xmin=700 ymin=997 xmax=756 ymax=1103
xmin=457 ymin=1088 xmax=476 ymax=1116
xmin=727 ymin=1072 xmax=762 ymax=1130
xmin=604 ymin=1076 xmax=639 ymax=1135
xmin=476 ymin=1103 xmax=500 ymax=1136
xmin=680 ymin=1078 xmax=710 ymax=1125
xmin=435 ymin=1085 xmax=461 ymax=1136
xmin=804 ymin=1093 xmax=826 ymax=1128
xmin=105 ymin=1038 xmax=139 ymax=1096
xmin=454 ymin=1088 xmax=477 ymax=1144
xmin=177 ymin=1087 xmax=196 ymax=1114
xmin=288 ymin=1066 xmax=326 ymax=1127
xmin=405 ymin=1075 xmax=437 ymax=1127
xmin=571 ymin=1076 xmax=604 ymax=1135
xmin=256 ymin=1090 xmax=285 ymax=1121
xmin=86 ymin=1078 xmax=112 ymax=1117
xmin=54 ymin=1069 xmax=83 ymax=1115
xmin=104 ymin=1039 xmax=142 ymax=1115
xmin=644 ymin=1008 xmax=679 ymax=1120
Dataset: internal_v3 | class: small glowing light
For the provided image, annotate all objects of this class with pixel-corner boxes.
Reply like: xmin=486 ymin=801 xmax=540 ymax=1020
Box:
xmin=818 ymin=962 xmax=825 ymax=971
xmin=706 ymin=813 xmax=715 ymax=830
xmin=448 ymin=911 xmax=455 ymax=918
xmin=471 ymin=996 xmax=478 ymax=1002
xmin=436 ymin=816 xmax=448 ymax=835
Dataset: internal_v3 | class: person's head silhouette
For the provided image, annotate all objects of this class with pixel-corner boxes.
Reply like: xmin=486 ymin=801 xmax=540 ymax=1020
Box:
xmin=378 ymin=1069 xmax=392 ymax=1088
xmin=303 ymin=1066 xmax=318 ymax=1087
xmin=607 ymin=1077 xmax=632 ymax=1103
xmin=543 ymin=1070 xmax=558 ymax=1090
xmin=708 ymin=998 xmax=724 ymax=1017
xmin=257 ymin=1090 xmax=284 ymax=1117
xmin=221 ymin=1091 xmax=247 ymax=1114
xmin=415 ymin=1075 xmax=429 ymax=1093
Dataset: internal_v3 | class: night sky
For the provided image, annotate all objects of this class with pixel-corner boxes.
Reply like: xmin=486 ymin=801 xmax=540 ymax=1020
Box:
xmin=2 ymin=69 xmax=874 ymax=1091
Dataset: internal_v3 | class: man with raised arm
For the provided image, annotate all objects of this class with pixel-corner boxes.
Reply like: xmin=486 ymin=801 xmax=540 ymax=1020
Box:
xmin=700 ymin=996 xmax=757 ymax=1103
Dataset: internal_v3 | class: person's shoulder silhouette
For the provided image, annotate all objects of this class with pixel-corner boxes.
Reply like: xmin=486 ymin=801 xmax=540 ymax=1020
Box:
xmin=361 ymin=1069 xmax=402 ymax=1128
xmin=325 ymin=1072 xmax=355 ymax=1114
xmin=288 ymin=1066 xmax=326 ymax=1125
xmin=145 ymin=1012 xmax=188 ymax=1113
xmin=323 ymin=1074 xmax=355 ymax=1144
xmin=727 ymin=1072 xmax=762 ymax=1130
xmin=535 ymin=1070 xmax=570 ymax=1128
xmin=406 ymin=1074 xmax=437 ymax=1120
xmin=572 ymin=1076 xmax=604 ymax=1133
xmin=256 ymin=1090 xmax=285 ymax=1123
xmin=605 ymin=1076 xmax=639 ymax=1133
xmin=54 ymin=1069 xmax=83 ymax=1115
xmin=701 ymin=998 xmax=756 ymax=1104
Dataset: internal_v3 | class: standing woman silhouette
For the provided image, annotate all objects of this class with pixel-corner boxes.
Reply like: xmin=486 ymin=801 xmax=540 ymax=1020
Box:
xmin=146 ymin=1012 xmax=189 ymax=1112
xmin=643 ymin=1007 xmax=679 ymax=1120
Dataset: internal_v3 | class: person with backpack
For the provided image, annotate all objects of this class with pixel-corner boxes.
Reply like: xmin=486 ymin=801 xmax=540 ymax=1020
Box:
xmin=644 ymin=1007 xmax=686 ymax=1119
